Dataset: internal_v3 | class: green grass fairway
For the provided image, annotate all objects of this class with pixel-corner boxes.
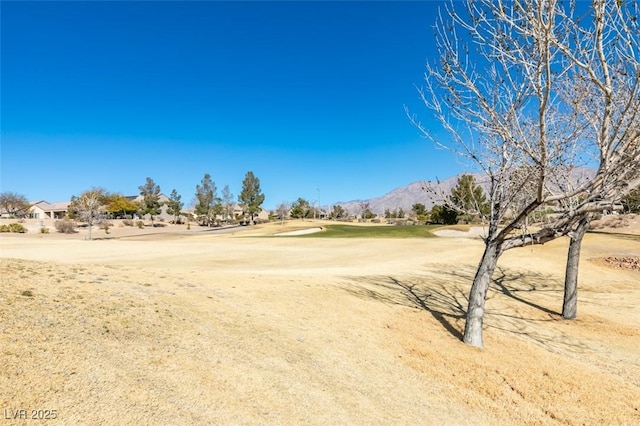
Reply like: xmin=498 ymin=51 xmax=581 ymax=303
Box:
xmin=298 ymin=224 xmax=442 ymax=238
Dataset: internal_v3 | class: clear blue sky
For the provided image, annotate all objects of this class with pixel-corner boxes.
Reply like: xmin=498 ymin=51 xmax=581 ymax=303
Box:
xmin=1 ymin=1 xmax=458 ymax=210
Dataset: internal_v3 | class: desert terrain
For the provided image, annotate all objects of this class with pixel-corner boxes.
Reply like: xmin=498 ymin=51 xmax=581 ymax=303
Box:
xmin=1 ymin=218 xmax=639 ymax=425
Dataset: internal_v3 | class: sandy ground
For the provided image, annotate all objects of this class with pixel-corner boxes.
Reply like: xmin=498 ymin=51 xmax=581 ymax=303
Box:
xmin=434 ymin=226 xmax=487 ymax=238
xmin=1 ymin=220 xmax=639 ymax=425
xmin=276 ymin=227 xmax=323 ymax=236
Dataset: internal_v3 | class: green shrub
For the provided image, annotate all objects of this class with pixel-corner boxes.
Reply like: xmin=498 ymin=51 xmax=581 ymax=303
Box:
xmin=136 ymin=220 xmax=145 ymax=229
xmin=0 ymin=223 xmax=27 ymax=233
xmin=55 ymin=218 xmax=76 ymax=234
xmin=12 ymin=223 xmax=27 ymax=233
xmin=40 ymin=227 xmax=49 ymax=234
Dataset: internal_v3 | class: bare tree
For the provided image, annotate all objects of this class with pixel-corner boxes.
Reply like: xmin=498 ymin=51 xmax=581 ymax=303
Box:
xmin=72 ymin=188 xmax=107 ymax=240
xmin=561 ymin=213 xmax=592 ymax=319
xmin=410 ymin=0 xmax=640 ymax=347
xmin=276 ymin=202 xmax=289 ymax=225
xmin=221 ymin=185 xmax=234 ymax=223
xmin=0 ymin=192 xmax=31 ymax=218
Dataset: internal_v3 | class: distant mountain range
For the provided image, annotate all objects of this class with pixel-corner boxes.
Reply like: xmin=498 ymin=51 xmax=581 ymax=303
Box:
xmin=331 ymin=168 xmax=595 ymax=216
xmin=331 ymin=174 xmax=467 ymax=216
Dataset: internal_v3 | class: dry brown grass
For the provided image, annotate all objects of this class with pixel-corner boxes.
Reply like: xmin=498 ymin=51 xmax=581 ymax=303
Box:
xmin=1 ymin=224 xmax=639 ymax=424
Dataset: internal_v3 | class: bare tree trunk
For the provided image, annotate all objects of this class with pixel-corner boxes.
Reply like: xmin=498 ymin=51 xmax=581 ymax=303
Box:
xmin=463 ymin=240 xmax=501 ymax=348
xmin=562 ymin=216 xmax=590 ymax=319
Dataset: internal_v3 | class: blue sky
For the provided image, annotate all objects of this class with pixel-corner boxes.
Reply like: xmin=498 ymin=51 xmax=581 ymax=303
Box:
xmin=1 ymin=1 xmax=458 ymax=210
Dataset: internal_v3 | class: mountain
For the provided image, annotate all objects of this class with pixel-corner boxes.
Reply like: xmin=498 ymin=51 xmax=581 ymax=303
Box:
xmin=332 ymin=175 xmax=468 ymax=216
xmin=331 ymin=168 xmax=595 ymax=216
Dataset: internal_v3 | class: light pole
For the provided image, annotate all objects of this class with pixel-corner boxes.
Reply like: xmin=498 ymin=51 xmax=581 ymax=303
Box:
xmin=316 ymin=187 xmax=320 ymax=220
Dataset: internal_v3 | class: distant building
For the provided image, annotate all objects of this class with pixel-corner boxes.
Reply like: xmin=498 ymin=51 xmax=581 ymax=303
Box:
xmin=132 ymin=193 xmax=172 ymax=221
xmin=29 ymin=201 xmax=70 ymax=219
xmin=23 ymin=195 xmax=274 ymax=223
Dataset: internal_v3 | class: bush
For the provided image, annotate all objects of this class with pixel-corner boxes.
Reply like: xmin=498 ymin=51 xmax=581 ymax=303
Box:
xmin=136 ymin=220 xmax=145 ymax=229
xmin=0 ymin=223 xmax=27 ymax=233
xmin=12 ymin=223 xmax=27 ymax=232
xmin=123 ymin=219 xmax=134 ymax=226
xmin=102 ymin=222 xmax=112 ymax=234
xmin=55 ymin=219 xmax=76 ymax=234
xmin=40 ymin=227 xmax=49 ymax=234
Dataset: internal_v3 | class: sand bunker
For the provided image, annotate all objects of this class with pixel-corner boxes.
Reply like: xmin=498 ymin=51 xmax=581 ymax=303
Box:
xmin=433 ymin=226 xmax=487 ymax=238
xmin=276 ymin=227 xmax=323 ymax=236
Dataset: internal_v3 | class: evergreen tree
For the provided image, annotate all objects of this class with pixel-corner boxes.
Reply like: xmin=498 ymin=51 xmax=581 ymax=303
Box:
xmin=290 ymin=198 xmax=311 ymax=219
xmin=622 ymin=187 xmax=640 ymax=213
xmin=329 ymin=205 xmax=346 ymax=220
xmin=450 ymin=174 xmax=488 ymax=214
xmin=138 ymin=177 xmax=162 ymax=227
xmin=166 ymin=189 xmax=184 ymax=224
xmin=195 ymin=173 xmax=217 ymax=226
xmin=430 ymin=205 xmax=458 ymax=225
xmin=412 ymin=203 xmax=427 ymax=217
xmin=238 ymin=171 xmax=265 ymax=223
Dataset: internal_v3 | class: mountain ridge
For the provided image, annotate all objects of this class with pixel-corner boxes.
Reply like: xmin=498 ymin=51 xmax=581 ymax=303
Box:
xmin=332 ymin=174 xmax=467 ymax=216
xmin=330 ymin=168 xmax=595 ymax=216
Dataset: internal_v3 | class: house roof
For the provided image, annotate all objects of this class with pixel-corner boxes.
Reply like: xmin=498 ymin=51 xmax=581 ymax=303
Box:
xmin=48 ymin=201 xmax=70 ymax=211
xmin=30 ymin=200 xmax=69 ymax=212
xmin=31 ymin=201 xmax=51 ymax=209
xmin=131 ymin=193 xmax=170 ymax=202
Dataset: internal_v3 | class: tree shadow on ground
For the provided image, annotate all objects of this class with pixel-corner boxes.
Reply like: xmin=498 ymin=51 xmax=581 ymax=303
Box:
xmin=341 ymin=265 xmax=594 ymax=351
xmin=343 ymin=273 xmax=468 ymax=340
xmin=491 ymin=266 xmax=560 ymax=316
xmin=588 ymin=230 xmax=640 ymax=242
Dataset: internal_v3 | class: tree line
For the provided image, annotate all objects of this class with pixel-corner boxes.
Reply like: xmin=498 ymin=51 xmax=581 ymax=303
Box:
xmin=273 ymin=174 xmax=493 ymax=225
xmin=0 ymin=171 xmax=265 ymax=238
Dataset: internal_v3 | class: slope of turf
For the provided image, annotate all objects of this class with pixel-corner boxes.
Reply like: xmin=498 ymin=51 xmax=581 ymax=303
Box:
xmin=297 ymin=224 xmax=442 ymax=238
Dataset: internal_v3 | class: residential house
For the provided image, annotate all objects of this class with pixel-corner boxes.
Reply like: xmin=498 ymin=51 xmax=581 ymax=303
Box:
xmin=29 ymin=201 xmax=70 ymax=219
xmin=133 ymin=193 xmax=173 ymax=221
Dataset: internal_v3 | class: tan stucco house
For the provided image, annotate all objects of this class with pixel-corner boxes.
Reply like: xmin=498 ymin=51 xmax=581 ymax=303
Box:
xmin=29 ymin=201 xmax=70 ymax=219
